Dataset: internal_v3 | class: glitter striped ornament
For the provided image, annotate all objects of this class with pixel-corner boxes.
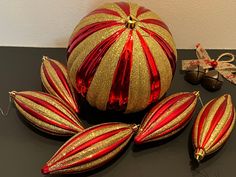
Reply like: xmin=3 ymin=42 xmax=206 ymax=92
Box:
xmin=41 ymin=122 xmax=138 ymax=174
xmin=67 ymin=2 xmax=177 ymax=113
xmin=192 ymin=94 xmax=235 ymax=162
xmin=134 ymin=91 xmax=199 ymax=144
xmin=10 ymin=91 xmax=84 ymax=136
xmin=41 ymin=56 xmax=79 ymax=113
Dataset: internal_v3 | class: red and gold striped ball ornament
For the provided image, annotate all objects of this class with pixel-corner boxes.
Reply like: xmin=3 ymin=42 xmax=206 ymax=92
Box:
xmin=67 ymin=2 xmax=177 ymax=113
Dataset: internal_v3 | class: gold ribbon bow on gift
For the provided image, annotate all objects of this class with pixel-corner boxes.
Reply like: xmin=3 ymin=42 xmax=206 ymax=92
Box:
xmin=182 ymin=43 xmax=236 ymax=85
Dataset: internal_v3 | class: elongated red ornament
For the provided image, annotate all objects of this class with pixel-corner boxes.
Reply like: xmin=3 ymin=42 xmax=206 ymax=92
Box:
xmin=192 ymin=94 xmax=235 ymax=162
xmin=41 ymin=56 xmax=79 ymax=113
xmin=42 ymin=122 xmax=138 ymax=174
xmin=10 ymin=91 xmax=84 ymax=136
xmin=134 ymin=91 xmax=199 ymax=144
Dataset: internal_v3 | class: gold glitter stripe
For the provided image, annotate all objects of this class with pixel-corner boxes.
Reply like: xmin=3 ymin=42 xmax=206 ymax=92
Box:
xmin=125 ymin=31 xmax=150 ymax=113
xmin=147 ymin=96 xmax=197 ymax=140
xmin=18 ymin=91 xmax=78 ymax=123
xmin=193 ymin=100 xmax=213 ymax=148
xmin=149 ymin=121 xmax=189 ymax=142
xmin=208 ymin=109 xmax=235 ymax=154
xmin=55 ymin=138 xmax=130 ymax=174
xmin=53 ymin=129 xmax=132 ymax=171
xmin=98 ymin=2 xmax=127 ymax=18
xmin=130 ymin=2 xmax=139 ymax=17
xmin=193 ymin=100 xmax=212 ymax=148
xmin=69 ymin=13 xmax=122 ymax=43
xmin=48 ymin=123 xmax=130 ymax=166
xmin=137 ymin=11 xmax=161 ymax=21
xmin=204 ymin=96 xmax=232 ymax=150
xmin=86 ymin=29 xmax=129 ymax=110
xmin=68 ymin=20 xmax=123 ymax=70
xmin=144 ymin=96 xmax=195 ymax=141
xmin=68 ymin=25 xmax=124 ymax=89
xmin=32 ymin=91 xmax=78 ymax=122
xmin=15 ymin=101 xmax=75 ymax=135
xmin=146 ymin=96 xmax=192 ymax=132
xmin=139 ymin=93 xmax=186 ymax=130
xmin=41 ymin=64 xmax=57 ymax=96
xmin=138 ymin=27 xmax=172 ymax=98
xmin=51 ymin=59 xmax=77 ymax=107
xmin=42 ymin=60 xmax=69 ymax=102
xmin=138 ymin=23 xmax=177 ymax=57
xmin=16 ymin=95 xmax=80 ymax=131
xmin=200 ymin=96 xmax=225 ymax=146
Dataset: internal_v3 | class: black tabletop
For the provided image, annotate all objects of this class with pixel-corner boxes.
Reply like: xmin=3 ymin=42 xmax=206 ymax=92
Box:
xmin=0 ymin=47 xmax=235 ymax=177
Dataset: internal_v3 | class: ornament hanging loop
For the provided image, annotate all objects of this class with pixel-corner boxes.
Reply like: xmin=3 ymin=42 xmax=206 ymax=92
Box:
xmin=0 ymin=91 xmax=15 ymax=117
xmin=216 ymin=53 xmax=235 ymax=63
xmin=193 ymin=91 xmax=204 ymax=107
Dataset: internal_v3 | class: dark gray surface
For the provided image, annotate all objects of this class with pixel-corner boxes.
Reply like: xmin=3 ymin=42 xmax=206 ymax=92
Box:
xmin=0 ymin=47 xmax=235 ymax=177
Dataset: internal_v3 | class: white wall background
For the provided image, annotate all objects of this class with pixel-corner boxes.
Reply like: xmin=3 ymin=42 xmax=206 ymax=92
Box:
xmin=0 ymin=0 xmax=236 ymax=49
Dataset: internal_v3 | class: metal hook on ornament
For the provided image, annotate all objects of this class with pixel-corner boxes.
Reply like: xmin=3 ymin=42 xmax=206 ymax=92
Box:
xmin=0 ymin=91 xmax=15 ymax=118
xmin=198 ymin=96 xmax=204 ymax=107
xmin=194 ymin=91 xmax=204 ymax=107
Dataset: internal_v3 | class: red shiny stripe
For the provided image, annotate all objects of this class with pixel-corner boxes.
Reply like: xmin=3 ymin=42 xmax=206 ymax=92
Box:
xmin=144 ymin=93 xmax=190 ymax=131
xmin=32 ymin=119 xmax=71 ymax=136
xmin=115 ymin=2 xmax=130 ymax=16
xmin=107 ymin=30 xmax=133 ymax=111
xmin=67 ymin=21 xmax=123 ymax=56
xmin=136 ymin=6 xmax=150 ymax=17
xmin=212 ymin=107 xmax=234 ymax=146
xmin=140 ymin=27 xmax=176 ymax=75
xmin=141 ymin=96 xmax=195 ymax=140
xmin=154 ymin=108 xmax=195 ymax=139
xmin=197 ymin=99 xmax=216 ymax=146
xmin=49 ymin=61 xmax=72 ymax=98
xmin=34 ymin=91 xmax=75 ymax=115
xmin=140 ymin=19 xmax=170 ymax=33
xmin=15 ymin=99 xmax=77 ymax=133
xmin=43 ymin=64 xmax=67 ymax=104
xmin=60 ymin=134 xmax=130 ymax=170
xmin=86 ymin=8 xmax=121 ymax=18
xmin=51 ymin=128 xmax=128 ymax=167
xmin=202 ymin=99 xmax=227 ymax=147
xmin=48 ymin=60 xmax=78 ymax=112
xmin=52 ymin=123 xmax=117 ymax=158
xmin=19 ymin=93 xmax=78 ymax=127
xmin=38 ymin=124 xmax=65 ymax=135
xmin=136 ymin=30 xmax=160 ymax=103
xmin=76 ymin=28 xmax=126 ymax=96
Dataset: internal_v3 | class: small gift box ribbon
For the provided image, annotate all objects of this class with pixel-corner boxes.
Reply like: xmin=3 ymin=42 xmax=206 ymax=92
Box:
xmin=182 ymin=43 xmax=236 ymax=85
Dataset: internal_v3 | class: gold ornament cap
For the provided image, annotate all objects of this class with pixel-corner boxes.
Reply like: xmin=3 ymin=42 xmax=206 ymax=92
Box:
xmin=194 ymin=148 xmax=206 ymax=162
xmin=125 ymin=16 xmax=138 ymax=29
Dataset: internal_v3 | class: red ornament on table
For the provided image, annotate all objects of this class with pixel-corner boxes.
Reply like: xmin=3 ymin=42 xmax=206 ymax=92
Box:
xmin=135 ymin=91 xmax=199 ymax=144
xmin=192 ymin=94 xmax=235 ymax=162
xmin=41 ymin=56 xmax=79 ymax=113
xmin=10 ymin=91 xmax=84 ymax=136
xmin=42 ymin=122 xmax=138 ymax=174
xmin=67 ymin=1 xmax=177 ymax=113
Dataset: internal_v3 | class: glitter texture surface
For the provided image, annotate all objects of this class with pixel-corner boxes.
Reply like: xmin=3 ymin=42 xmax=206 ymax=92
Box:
xmin=41 ymin=57 xmax=79 ymax=113
xmin=12 ymin=91 xmax=84 ymax=136
xmin=67 ymin=2 xmax=176 ymax=113
xmin=192 ymin=94 xmax=235 ymax=161
xmin=42 ymin=122 xmax=136 ymax=174
xmin=134 ymin=92 xmax=198 ymax=144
